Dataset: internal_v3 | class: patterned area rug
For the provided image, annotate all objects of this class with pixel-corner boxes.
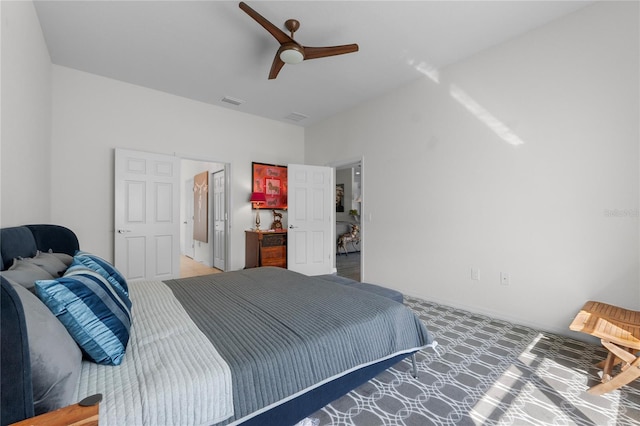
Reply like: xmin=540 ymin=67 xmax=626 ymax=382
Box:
xmin=311 ymin=296 xmax=640 ymax=425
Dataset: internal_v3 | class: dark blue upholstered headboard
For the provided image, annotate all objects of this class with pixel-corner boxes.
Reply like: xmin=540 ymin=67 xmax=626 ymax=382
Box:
xmin=0 ymin=224 xmax=79 ymax=270
xmin=0 ymin=224 xmax=79 ymax=425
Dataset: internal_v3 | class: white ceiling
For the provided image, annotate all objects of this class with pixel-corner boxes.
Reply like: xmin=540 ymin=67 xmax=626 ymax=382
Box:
xmin=33 ymin=1 xmax=594 ymax=127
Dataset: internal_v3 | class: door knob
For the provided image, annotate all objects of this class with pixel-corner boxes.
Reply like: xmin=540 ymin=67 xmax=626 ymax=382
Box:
xmin=117 ymin=229 xmax=132 ymax=234
xmin=289 ymin=225 xmax=298 ymax=229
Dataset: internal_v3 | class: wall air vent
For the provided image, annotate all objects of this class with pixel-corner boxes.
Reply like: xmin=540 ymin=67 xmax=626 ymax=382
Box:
xmin=221 ymin=96 xmax=245 ymax=106
xmin=284 ymin=112 xmax=309 ymax=122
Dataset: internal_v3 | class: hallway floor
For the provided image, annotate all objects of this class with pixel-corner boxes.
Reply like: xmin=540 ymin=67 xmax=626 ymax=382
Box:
xmin=336 ymin=251 xmax=360 ymax=282
xmin=180 ymin=255 xmax=222 ymax=278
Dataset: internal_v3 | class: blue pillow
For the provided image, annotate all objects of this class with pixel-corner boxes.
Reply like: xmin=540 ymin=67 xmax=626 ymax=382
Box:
xmin=70 ymin=251 xmax=128 ymax=295
xmin=35 ymin=270 xmax=132 ymax=366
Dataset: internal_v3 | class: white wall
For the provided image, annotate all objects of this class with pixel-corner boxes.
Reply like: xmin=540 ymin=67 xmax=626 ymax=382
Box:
xmin=306 ymin=1 xmax=639 ymax=335
xmin=50 ymin=66 xmax=304 ymax=270
xmin=3 ymin=1 xmax=637 ymax=336
xmin=1 ymin=1 xmax=52 ymax=226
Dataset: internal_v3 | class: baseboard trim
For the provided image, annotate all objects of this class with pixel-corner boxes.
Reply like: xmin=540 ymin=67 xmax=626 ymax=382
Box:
xmin=403 ymin=291 xmax=598 ymax=344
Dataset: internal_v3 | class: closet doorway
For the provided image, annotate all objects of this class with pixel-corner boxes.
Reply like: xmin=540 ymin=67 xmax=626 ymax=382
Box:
xmin=334 ymin=160 xmax=362 ymax=282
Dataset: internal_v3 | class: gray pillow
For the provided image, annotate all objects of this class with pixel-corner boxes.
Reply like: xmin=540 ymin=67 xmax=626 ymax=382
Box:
xmin=10 ymin=283 xmax=82 ymax=415
xmin=48 ymin=251 xmax=74 ymax=267
xmin=0 ymin=274 xmax=21 ymax=287
xmin=23 ymin=251 xmax=68 ymax=277
xmin=0 ymin=260 xmax=55 ymax=292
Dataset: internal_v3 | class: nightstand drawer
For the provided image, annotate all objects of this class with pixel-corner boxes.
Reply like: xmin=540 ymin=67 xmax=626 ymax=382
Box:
xmin=262 ymin=234 xmax=286 ymax=247
xmin=261 ymin=246 xmax=287 ymax=267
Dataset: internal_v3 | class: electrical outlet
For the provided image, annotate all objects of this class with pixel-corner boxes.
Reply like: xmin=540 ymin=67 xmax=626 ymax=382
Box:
xmin=471 ymin=268 xmax=480 ymax=281
xmin=500 ymin=272 xmax=510 ymax=286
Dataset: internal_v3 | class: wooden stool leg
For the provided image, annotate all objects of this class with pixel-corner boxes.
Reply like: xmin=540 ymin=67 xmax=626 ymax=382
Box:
xmin=588 ymin=357 xmax=640 ymax=395
xmin=600 ymin=351 xmax=616 ymax=383
xmin=596 ymin=346 xmax=636 ymax=370
xmin=620 ymin=347 xmax=637 ymax=372
xmin=588 ymin=340 xmax=640 ymax=395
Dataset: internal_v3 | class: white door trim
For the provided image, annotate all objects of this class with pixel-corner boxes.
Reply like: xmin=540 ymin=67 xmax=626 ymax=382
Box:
xmin=212 ymin=169 xmax=226 ymax=270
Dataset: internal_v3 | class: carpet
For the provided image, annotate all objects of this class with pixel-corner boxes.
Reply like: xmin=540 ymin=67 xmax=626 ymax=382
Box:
xmin=311 ymin=296 xmax=640 ymax=425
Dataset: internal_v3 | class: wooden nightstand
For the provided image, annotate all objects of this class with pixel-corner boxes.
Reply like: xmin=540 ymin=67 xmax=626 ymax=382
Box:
xmin=245 ymin=230 xmax=287 ymax=268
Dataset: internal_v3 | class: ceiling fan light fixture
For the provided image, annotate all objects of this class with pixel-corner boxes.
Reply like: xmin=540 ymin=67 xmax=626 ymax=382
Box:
xmin=240 ymin=2 xmax=358 ymax=79
xmin=280 ymin=47 xmax=304 ymax=64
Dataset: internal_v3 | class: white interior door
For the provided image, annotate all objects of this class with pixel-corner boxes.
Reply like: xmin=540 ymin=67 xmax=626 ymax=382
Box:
xmin=287 ymin=164 xmax=333 ymax=276
xmin=114 ymin=148 xmax=180 ymax=281
xmin=213 ymin=170 xmax=226 ymax=270
xmin=184 ymin=179 xmax=195 ymax=259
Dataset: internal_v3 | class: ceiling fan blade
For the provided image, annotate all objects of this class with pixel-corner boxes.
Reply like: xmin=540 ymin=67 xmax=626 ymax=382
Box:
xmin=239 ymin=2 xmax=292 ymax=45
xmin=303 ymin=44 xmax=359 ymax=60
xmin=268 ymin=54 xmax=286 ymax=80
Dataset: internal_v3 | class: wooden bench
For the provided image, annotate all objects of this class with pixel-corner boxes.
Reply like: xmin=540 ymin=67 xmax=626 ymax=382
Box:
xmin=10 ymin=402 xmax=98 ymax=426
xmin=569 ymin=300 xmax=640 ymax=395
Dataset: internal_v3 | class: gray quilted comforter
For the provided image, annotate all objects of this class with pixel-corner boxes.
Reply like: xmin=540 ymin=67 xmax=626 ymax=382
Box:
xmin=164 ymin=267 xmax=432 ymax=425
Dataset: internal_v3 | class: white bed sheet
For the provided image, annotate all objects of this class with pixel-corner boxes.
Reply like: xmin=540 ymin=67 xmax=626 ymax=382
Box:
xmin=73 ymin=280 xmax=233 ymax=426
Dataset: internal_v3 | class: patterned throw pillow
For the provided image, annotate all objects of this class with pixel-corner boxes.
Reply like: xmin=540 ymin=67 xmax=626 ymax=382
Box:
xmin=35 ymin=269 xmax=132 ymax=366
xmin=69 ymin=251 xmax=128 ymax=296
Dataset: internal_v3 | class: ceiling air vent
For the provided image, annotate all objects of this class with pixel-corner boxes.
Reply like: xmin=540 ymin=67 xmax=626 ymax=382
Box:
xmin=284 ymin=112 xmax=309 ymax=122
xmin=221 ymin=96 xmax=245 ymax=106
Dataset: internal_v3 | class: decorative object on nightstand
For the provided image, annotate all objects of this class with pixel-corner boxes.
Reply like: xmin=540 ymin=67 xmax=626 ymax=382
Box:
xmin=249 ymin=192 xmax=267 ymax=231
xmin=271 ymin=210 xmax=283 ymax=230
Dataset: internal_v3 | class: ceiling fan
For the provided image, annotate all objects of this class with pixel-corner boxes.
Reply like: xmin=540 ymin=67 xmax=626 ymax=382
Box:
xmin=239 ymin=2 xmax=359 ymax=80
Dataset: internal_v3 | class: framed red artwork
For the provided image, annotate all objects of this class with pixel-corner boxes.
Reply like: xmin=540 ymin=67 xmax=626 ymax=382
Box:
xmin=252 ymin=162 xmax=287 ymax=209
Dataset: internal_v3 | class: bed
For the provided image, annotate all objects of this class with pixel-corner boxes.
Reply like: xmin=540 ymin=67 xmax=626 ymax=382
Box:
xmin=0 ymin=224 xmax=433 ymax=426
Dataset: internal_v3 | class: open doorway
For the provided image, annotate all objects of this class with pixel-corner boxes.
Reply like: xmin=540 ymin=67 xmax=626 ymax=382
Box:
xmin=180 ymin=158 xmax=229 ymax=276
xmin=334 ymin=160 xmax=362 ymax=282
